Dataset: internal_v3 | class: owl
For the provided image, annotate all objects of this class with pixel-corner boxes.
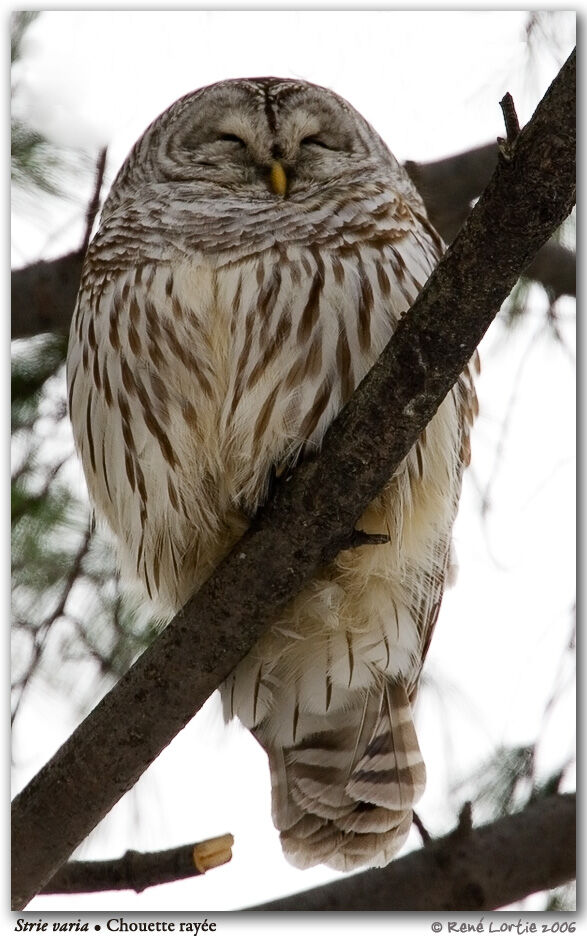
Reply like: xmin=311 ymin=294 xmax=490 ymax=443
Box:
xmin=67 ymin=77 xmax=477 ymax=872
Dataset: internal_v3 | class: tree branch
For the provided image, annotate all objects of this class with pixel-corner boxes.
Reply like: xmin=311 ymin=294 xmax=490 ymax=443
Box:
xmin=81 ymin=147 xmax=108 ymax=254
xmin=249 ymin=794 xmax=575 ymax=911
xmin=11 ymin=250 xmax=84 ymax=340
xmin=40 ymin=834 xmax=234 ymax=895
xmin=405 ymin=142 xmax=499 ymax=242
xmin=405 ymin=144 xmax=575 ymax=298
xmin=11 ymin=49 xmax=576 ymax=910
xmin=524 ymin=240 xmax=575 ymax=300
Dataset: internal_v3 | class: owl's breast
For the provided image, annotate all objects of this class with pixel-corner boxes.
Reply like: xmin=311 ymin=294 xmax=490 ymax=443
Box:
xmin=68 ymin=196 xmax=449 ymax=610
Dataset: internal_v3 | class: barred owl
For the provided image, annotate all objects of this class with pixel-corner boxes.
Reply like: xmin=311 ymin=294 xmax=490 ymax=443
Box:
xmin=67 ymin=77 xmax=477 ymax=872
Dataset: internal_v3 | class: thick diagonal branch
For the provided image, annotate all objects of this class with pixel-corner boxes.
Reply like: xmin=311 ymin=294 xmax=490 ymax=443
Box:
xmin=250 ymin=794 xmax=576 ymax=911
xmin=11 ymin=50 xmax=576 ymax=910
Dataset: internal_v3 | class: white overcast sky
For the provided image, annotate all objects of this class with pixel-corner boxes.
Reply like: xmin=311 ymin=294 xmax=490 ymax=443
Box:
xmin=10 ymin=7 xmax=576 ymax=927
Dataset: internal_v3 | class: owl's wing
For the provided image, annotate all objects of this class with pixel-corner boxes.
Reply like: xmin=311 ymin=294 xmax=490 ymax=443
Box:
xmin=403 ymin=358 xmax=479 ymax=694
xmin=68 ymin=259 xmax=253 ymax=612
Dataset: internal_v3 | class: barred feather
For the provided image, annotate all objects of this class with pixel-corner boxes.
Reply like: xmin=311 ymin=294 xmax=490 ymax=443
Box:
xmin=67 ymin=77 xmax=477 ymax=872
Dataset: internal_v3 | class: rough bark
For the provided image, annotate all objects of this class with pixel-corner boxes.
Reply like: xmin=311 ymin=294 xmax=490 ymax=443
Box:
xmin=11 ymin=50 xmax=576 ymax=910
xmin=250 ymin=794 xmax=576 ymax=911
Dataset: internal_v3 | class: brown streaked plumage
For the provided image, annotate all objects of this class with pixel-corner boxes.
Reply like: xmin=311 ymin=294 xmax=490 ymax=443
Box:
xmin=67 ymin=77 xmax=478 ymax=873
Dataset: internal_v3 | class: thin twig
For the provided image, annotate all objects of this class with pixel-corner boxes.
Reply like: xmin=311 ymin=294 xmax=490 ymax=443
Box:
xmin=81 ymin=147 xmax=107 ymax=254
xmin=498 ymin=92 xmax=521 ymax=159
xmin=11 ymin=526 xmax=92 ymax=728
xmin=412 ymin=811 xmax=432 ymax=845
xmin=453 ymin=801 xmax=473 ymax=838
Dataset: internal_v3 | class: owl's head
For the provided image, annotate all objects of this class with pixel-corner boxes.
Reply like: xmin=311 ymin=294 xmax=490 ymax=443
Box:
xmin=107 ymin=77 xmax=403 ymax=206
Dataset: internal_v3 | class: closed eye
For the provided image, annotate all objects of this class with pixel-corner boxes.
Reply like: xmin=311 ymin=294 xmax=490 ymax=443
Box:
xmin=219 ymin=133 xmax=247 ymax=146
xmin=300 ymin=136 xmax=335 ymax=150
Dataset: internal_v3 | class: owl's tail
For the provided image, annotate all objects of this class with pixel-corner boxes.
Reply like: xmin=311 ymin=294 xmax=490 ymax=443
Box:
xmin=264 ymin=682 xmax=425 ymax=872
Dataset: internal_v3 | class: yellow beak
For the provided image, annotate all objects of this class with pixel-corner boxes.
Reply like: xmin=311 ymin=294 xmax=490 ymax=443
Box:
xmin=270 ymin=160 xmax=287 ymax=197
